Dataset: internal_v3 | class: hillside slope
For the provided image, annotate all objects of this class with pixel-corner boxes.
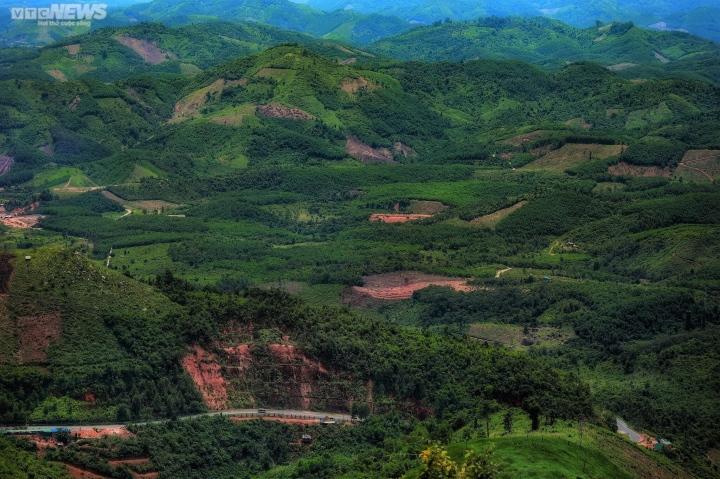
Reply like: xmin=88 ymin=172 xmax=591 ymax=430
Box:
xmin=372 ymin=17 xmax=720 ymax=84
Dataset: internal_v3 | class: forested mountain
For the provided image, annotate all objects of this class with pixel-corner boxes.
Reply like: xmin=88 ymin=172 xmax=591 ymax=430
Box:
xmin=303 ymin=0 xmax=720 ymax=42
xmin=0 ymin=22 xmax=371 ymax=83
xmin=373 ymin=17 xmax=720 ymax=84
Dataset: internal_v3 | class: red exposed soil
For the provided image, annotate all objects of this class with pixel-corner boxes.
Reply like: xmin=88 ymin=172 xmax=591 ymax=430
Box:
xmin=18 ymin=312 xmax=61 ymax=364
xmin=18 ymin=435 xmax=61 ymax=450
xmin=108 ymin=458 xmax=150 ymax=467
xmin=65 ymin=464 xmax=110 ymax=479
xmin=230 ymin=416 xmax=321 ymax=426
xmin=222 ymin=343 xmax=253 ymax=372
xmin=369 ymin=213 xmax=433 ymax=224
xmin=347 ymin=271 xmax=474 ymax=303
xmin=267 ymin=342 xmax=329 ymax=410
xmin=346 ymin=136 xmax=395 ymax=164
xmin=608 ymin=161 xmax=672 ymax=177
xmin=182 ymin=345 xmax=228 ymax=410
xmin=73 ymin=426 xmax=132 ymax=439
xmin=0 ymin=154 xmax=14 ymax=176
xmin=0 ymin=214 xmax=43 ymax=229
xmin=257 ymin=103 xmax=315 ymax=121
xmin=115 ymin=36 xmax=174 ymax=65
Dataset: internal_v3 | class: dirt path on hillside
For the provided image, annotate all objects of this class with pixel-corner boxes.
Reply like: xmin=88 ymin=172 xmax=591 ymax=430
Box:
xmin=495 ymin=267 xmax=512 ymax=278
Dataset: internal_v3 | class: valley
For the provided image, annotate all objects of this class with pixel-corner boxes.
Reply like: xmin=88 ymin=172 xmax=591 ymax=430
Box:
xmin=0 ymin=5 xmax=718 ymax=479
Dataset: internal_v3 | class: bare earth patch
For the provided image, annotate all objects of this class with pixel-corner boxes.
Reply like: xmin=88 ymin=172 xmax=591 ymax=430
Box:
xmin=393 ymin=142 xmax=417 ymax=158
xmin=115 ymin=36 xmax=175 ymax=65
xmin=65 ymin=464 xmax=110 ymax=479
xmin=341 ymin=76 xmax=378 ymax=94
xmin=471 ymin=201 xmax=527 ymax=229
xmin=467 ymin=322 xmax=574 ymax=349
xmin=501 ymin=130 xmax=562 ymax=147
xmin=346 ymin=136 xmax=396 ymax=164
xmin=171 ymin=79 xmax=247 ymax=122
xmin=346 ymin=271 xmax=474 ymax=303
xmin=607 ymin=63 xmax=638 ymax=72
xmin=369 ymin=213 xmax=432 ymax=224
xmin=73 ymin=426 xmax=131 ymax=439
xmin=564 ymin=118 xmax=592 ymax=129
xmin=210 ymin=104 xmax=256 ymax=126
xmin=0 ymin=214 xmax=43 ymax=229
xmin=407 ymin=200 xmax=447 ymax=215
xmin=267 ymin=341 xmax=329 ymax=410
xmin=18 ymin=312 xmax=61 ymax=364
xmin=257 ymin=103 xmax=315 ymax=121
xmin=0 ymin=154 xmax=14 ymax=176
xmin=65 ymin=44 xmax=81 ymax=55
xmin=524 ymin=144 xmax=625 ymax=172
xmin=182 ymin=345 xmax=228 ymax=410
xmin=608 ymin=161 xmax=673 ymax=178
xmin=46 ymin=69 xmax=68 ymax=82
xmin=675 ymin=150 xmax=720 ymax=182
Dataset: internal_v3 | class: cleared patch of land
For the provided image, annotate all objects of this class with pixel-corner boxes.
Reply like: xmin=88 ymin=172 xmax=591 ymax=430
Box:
xmin=523 ymin=144 xmax=625 ymax=172
xmin=467 ymin=322 xmax=574 ymax=349
xmin=115 ymin=36 xmax=174 ymax=65
xmin=608 ymin=162 xmax=672 ymax=178
xmin=209 ymin=104 xmax=257 ymax=126
xmin=257 ymin=103 xmax=314 ymax=121
xmin=675 ymin=149 xmax=720 ymax=182
xmin=471 ymin=201 xmax=527 ymax=229
xmin=346 ymin=136 xmax=395 ymax=164
xmin=341 ymin=76 xmax=378 ymax=94
xmin=171 ymin=79 xmax=247 ymax=122
xmin=346 ymin=271 xmax=474 ymax=303
xmin=369 ymin=213 xmax=433 ymax=224
xmin=101 ymin=191 xmax=178 ymax=214
xmin=501 ymin=129 xmax=566 ymax=147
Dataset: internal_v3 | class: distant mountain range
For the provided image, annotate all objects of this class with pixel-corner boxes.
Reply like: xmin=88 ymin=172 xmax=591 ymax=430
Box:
xmin=0 ymin=0 xmax=412 ymax=47
xmin=299 ymin=0 xmax=720 ymax=42
xmin=3 ymin=0 xmax=718 ymax=48
xmin=372 ymin=17 xmax=720 ymax=84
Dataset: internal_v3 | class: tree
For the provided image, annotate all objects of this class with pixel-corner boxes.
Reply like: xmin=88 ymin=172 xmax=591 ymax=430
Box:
xmin=503 ymin=411 xmax=513 ymax=435
xmin=460 ymin=448 xmax=500 ymax=479
xmin=419 ymin=445 xmax=458 ymax=479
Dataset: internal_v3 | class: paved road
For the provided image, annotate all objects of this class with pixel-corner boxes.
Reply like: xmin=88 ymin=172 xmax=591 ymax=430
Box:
xmin=0 ymin=408 xmax=354 ymax=435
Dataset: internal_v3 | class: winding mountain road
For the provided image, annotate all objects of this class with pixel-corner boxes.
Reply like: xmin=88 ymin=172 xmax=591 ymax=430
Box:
xmin=0 ymin=408 xmax=354 ymax=435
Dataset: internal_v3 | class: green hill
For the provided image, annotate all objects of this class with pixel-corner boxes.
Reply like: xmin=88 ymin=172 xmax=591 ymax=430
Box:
xmin=372 ymin=17 xmax=720 ymax=84
xmin=7 ymin=22 xmax=374 ymax=83
xmin=120 ymin=0 xmax=410 ymax=45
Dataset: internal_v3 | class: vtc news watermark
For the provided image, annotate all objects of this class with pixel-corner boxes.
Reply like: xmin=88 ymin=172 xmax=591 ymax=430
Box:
xmin=10 ymin=3 xmax=107 ymax=26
